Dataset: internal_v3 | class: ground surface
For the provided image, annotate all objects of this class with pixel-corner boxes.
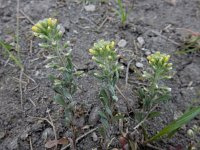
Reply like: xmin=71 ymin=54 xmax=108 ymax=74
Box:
xmin=0 ymin=0 xmax=200 ymax=149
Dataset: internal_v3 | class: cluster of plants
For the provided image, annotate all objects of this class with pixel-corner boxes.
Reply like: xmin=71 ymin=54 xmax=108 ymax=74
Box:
xmin=29 ymin=17 xmax=200 ymax=150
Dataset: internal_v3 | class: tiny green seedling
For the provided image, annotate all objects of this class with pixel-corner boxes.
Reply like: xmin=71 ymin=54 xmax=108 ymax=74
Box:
xmin=115 ymin=0 xmax=128 ymax=28
xmin=178 ymin=34 xmax=200 ymax=54
xmin=0 ymin=40 xmax=23 ymax=70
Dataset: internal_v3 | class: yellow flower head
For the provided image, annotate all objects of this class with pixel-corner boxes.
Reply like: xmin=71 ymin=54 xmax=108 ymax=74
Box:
xmin=106 ymin=45 xmax=110 ymax=51
xmin=31 ymin=26 xmax=39 ymax=32
xmin=89 ymin=49 xmax=96 ymax=55
xmin=147 ymin=52 xmax=172 ymax=70
xmin=110 ymin=41 xmax=115 ymax=49
xmin=163 ymin=55 xmax=170 ymax=63
xmin=47 ymin=18 xmax=57 ymax=27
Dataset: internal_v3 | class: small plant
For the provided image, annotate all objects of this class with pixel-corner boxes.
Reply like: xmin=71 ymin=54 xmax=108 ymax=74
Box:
xmin=138 ymin=52 xmax=172 ymax=111
xmin=0 ymin=40 xmax=24 ymax=109
xmin=89 ymin=40 xmax=123 ymax=147
xmin=115 ymin=0 xmax=128 ymax=28
xmin=0 ymin=40 xmax=23 ymax=70
xmin=32 ymin=18 xmax=81 ymax=149
xmin=178 ymin=34 xmax=200 ymax=54
xmin=129 ymin=52 xmax=173 ymax=143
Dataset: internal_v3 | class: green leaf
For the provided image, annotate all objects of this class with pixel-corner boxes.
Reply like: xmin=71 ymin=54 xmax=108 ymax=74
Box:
xmin=54 ymin=94 xmax=66 ymax=106
xmin=112 ymin=95 xmax=118 ymax=101
xmin=147 ymin=106 xmax=200 ymax=142
xmin=100 ymin=117 xmax=109 ymax=129
xmin=62 ymin=89 xmax=73 ymax=101
xmin=99 ymin=111 xmax=108 ymax=120
xmin=48 ymin=74 xmax=56 ymax=82
xmin=147 ymin=111 xmax=161 ymax=119
xmin=105 ymin=105 xmax=112 ymax=117
xmin=99 ymin=89 xmax=110 ymax=106
xmin=0 ymin=40 xmax=12 ymax=50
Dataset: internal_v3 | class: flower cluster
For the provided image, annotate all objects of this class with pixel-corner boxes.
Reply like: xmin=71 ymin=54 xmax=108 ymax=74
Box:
xmin=89 ymin=40 xmax=123 ymax=82
xmin=147 ymin=52 xmax=172 ymax=71
xmin=89 ymin=40 xmax=117 ymax=62
xmin=32 ymin=18 xmax=63 ymax=42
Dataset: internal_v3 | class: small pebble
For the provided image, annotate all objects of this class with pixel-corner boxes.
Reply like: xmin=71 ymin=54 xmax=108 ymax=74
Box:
xmin=92 ymin=132 xmax=98 ymax=142
xmin=137 ymin=37 xmax=145 ymax=47
xmin=166 ymin=0 xmax=176 ymax=6
xmin=0 ymin=131 xmax=5 ymax=139
xmin=118 ymin=39 xmax=127 ymax=48
xmin=89 ymin=106 xmax=100 ymax=125
xmin=42 ymin=128 xmax=54 ymax=141
xmin=135 ymin=62 xmax=143 ymax=68
xmin=84 ymin=5 xmax=96 ymax=12
xmin=141 ymin=48 xmax=148 ymax=51
xmin=145 ymin=51 xmax=151 ymax=56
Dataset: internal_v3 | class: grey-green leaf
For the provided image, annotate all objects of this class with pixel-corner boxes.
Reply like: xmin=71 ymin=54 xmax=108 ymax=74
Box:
xmin=54 ymin=94 xmax=66 ymax=106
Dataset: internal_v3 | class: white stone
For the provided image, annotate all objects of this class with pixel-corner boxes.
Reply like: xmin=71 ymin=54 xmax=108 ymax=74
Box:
xmin=137 ymin=37 xmax=145 ymax=46
xmin=145 ymin=51 xmax=151 ymax=56
xmin=118 ymin=39 xmax=127 ymax=48
xmin=136 ymin=62 xmax=143 ymax=68
xmin=84 ymin=5 xmax=96 ymax=12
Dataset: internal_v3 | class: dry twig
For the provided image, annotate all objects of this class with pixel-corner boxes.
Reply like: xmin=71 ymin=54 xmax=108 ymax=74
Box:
xmin=61 ymin=127 xmax=98 ymax=150
xmin=20 ymin=10 xmax=35 ymax=25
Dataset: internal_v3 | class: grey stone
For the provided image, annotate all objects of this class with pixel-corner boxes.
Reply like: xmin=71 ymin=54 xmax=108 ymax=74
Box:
xmin=118 ymin=39 xmax=127 ymax=48
xmin=42 ymin=128 xmax=54 ymax=141
xmin=92 ymin=132 xmax=98 ymax=142
xmin=89 ymin=106 xmax=100 ymax=125
xmin=137 ymin=37 xmax=145 ymax=47
xmin=84 ymin=5 xmax=96 ymax=12
xmin=0 ymin=131 xmax=5 ymax=139
xmin=135 ymin=62 xmax=144 ymax=68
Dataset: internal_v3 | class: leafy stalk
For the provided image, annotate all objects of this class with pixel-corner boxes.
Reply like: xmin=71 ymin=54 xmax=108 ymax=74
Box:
xmin=32 ymin=18 xmax=79 ymax=149
xmin=89 ymin=40 xmax=123 ymax=145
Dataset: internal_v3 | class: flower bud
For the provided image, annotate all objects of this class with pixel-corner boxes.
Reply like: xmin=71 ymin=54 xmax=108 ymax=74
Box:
xmin=32 ymin=26 xmax=39 ymax=33
xmin=89 ymin=49 xmax=96 ymax=55
xmin=108 ymin=56 xmax=112 ymax=60
xmin=99 ymin=64 xmax=104 ymax=68
xmin=147 ymin=55 xmax=151 ymax=61
xmin=47 ymin=18 xmax=57 ymax=27
xmin=164 ymin=55 xmax=170 ymax=63
xmin=110 ymin=41 xmax=115 ymax=49
xmin=106 ymin=45 xmax=110 ymax=51
xmin=47 ymin=18 xmax=52 ymax=25
xmin=167 ymin=63 xmax=173 ymax=69
xmin=47 ymin=26 xmax=51 ymax=31
xmin=52 ymin=41 xmax=57 ymax=46
xmin=58 ymin=31 xmax=63 ymax=36
xmin=35 ymin=23 xmax=43 ymax=30
xmin=92 ymin=56 xmax=97 ymax=61
xmin=39 ymin=35 xmax=46 ymax=39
